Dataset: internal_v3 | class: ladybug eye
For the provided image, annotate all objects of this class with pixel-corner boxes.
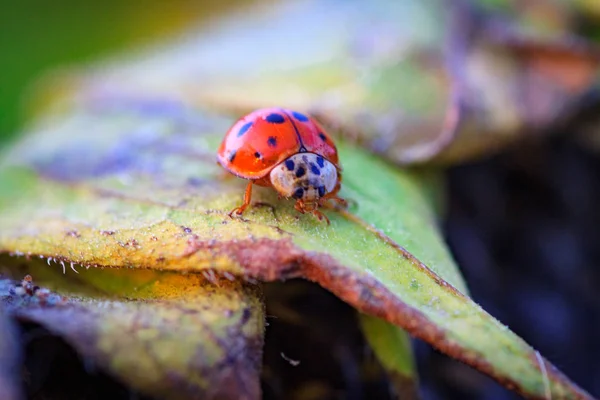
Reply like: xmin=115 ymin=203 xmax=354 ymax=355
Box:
xmin=254 ymin=152 xmax=262 ymax=159
xmin=293 ymin=188 xmax=304 ymax=199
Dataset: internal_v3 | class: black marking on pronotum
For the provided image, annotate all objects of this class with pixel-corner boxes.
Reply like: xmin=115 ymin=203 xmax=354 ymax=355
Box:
xmin=318 ymin=186 xmax=325 ymax=197
xmin=265 ymin=113 xmax=285 ymax=124
xmin=295 ymin=167 xmax=306 ymax=178
xmin=254 ymin=152 xmax=262 ymax=159
xmin=285 ymin=159 xmax=295 ymax=171
xmin=316 ymin=156 xmax=325 ymax=168
xmin=309 ymin=163 xmax=320 ymax=175
xmin=292 ymin=111 xmax=309 ymax=122
xmin=293 ymin=188 xmax=304 ymax=199
xmin=237 ymin=121 xmax=253 ymax=137
xmin=318 ymin=132 xmax=327 ymax=141
xmin=229 ymin=151 xmax=237 ymax=162
xmin=281 ymin=109 xmax=308 ymax=152
xmin=267 ymin=136 xmax=277 ymax=147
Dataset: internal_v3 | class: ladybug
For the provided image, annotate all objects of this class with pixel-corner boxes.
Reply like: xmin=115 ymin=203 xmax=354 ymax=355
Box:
xmin=217 ymin=108 xmax=347 ymax=223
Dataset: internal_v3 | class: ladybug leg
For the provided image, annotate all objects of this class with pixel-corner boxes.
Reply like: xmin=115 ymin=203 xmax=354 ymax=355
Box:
xmin=295 ymin=200 xmax=330 ymax=225
xmin=228 ymin=181 xmax=253 ymax=217
xmin=326 ymin=196 xmax=348 ymax=209
xmin=294 ymin=200 xmax=307 ymax=214
xmin=321 ymin=183 xmax=348 ymax=209
xmin=312 ymin=209 xmax=330 ymax=225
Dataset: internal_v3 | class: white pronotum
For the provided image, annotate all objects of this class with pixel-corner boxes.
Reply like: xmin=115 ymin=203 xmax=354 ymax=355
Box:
xmin=269 ymin=152 xmax=337 ymax=203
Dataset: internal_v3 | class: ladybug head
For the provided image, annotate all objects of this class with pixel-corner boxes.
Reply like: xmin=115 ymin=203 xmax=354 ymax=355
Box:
xmin=270 ymin=153 xmax=337 ymax=205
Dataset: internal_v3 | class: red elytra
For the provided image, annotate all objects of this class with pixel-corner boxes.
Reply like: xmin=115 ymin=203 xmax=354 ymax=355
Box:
xmin=217 ymin=108 xmax=346 ymax=223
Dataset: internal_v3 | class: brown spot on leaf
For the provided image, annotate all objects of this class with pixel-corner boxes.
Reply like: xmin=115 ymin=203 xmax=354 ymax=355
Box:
xmin=122 ymin=239 xmax=140 ymax=249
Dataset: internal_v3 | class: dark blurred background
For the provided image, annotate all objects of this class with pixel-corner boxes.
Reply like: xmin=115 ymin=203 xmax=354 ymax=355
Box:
xmin=433 ymin=137 xmax=600 ymax=399
xmin=1 ymin=1 xmax=598 ymax=399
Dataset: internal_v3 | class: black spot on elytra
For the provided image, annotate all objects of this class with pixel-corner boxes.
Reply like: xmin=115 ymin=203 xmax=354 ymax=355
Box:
xmin=293 ymin=188 xmax=304 ymax=199
xmin=318 ymin=186 xmax=325 ymax=197
xmin=285 ymin=160 xmax=295 ymax=170
xmin=292 ymin=111 xmax=309 ymax=122
xmin=316 ymin=156 xmax=325 ymax=168
xmin=254 ymin=152 xmax=262 ymax=159
xmin=237 ymin=121 xmax=253 ymax=137
xmin=310 ymin=163 xmax=320 ymax=175
xmin=267 ymin=136 xmax=277 ymax=147
xmin=265 ymin=113 xmax=285 ymax=124
xmin=295 ymin=167 xmax=306 ymax=178
xmin=318 ymin=132 xmax=327 ymax=141
xmin=229 ymin=151 xmax=237 ymax=162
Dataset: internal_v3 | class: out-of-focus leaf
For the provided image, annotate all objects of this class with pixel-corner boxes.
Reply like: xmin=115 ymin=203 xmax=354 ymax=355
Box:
xmin=0 ymin=308 xmax=22 ymax=400
xmin=475 ymin=0 xmax=600 ymax=38
xmin=44 ymin=0 xmax=600 ymax=166
xmin=474 ymin=0 xmax=575 ymax=36
xmin=0 ymin=94 xmax=592 ymax=398
xmin=576 ymin=0 xmax=600 ymax=23
xmin=0 ymin=266 xmax=264 ymax=400
xmin=359 ymin=314 xmax=418 ymax=399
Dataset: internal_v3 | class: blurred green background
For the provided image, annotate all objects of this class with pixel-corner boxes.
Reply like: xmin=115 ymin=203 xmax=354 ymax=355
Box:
xmin=0 ymin=0 xmax=250 ymax=148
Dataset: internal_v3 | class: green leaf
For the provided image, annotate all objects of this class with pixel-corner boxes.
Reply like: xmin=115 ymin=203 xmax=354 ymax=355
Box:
xmin=0 ymin=97 xmax=592 ymax=398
